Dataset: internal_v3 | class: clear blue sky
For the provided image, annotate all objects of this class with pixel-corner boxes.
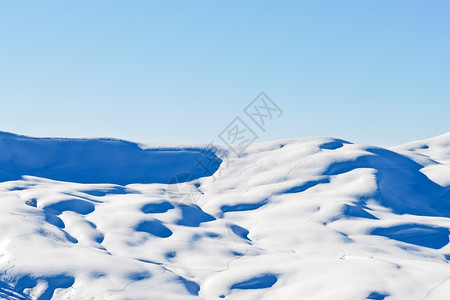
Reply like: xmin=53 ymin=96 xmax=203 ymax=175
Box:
xmin=1 ymin=1 xmax=449 ymax=146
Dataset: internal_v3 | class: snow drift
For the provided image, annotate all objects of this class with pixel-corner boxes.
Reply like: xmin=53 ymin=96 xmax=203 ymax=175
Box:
xmin=0 ymin=131 xmax=449 ymax=300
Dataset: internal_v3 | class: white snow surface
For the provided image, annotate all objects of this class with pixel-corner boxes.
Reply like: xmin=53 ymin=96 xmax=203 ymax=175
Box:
xmin=0 ymin=131 xmax=450 ymax=300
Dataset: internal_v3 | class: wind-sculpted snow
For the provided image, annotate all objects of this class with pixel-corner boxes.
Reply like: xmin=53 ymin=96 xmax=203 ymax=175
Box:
xmin=0 ymin=132 xmax=449 ymax=299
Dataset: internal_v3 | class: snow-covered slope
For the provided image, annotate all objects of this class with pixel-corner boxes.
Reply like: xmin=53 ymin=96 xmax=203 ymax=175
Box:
xmin=0 ymin=132 xmax=449 ymax=300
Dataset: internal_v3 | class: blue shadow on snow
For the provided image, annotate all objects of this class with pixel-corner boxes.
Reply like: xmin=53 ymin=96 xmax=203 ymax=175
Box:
xmin=230 ymin=273 xmax=278 ymax=290
xmin=0 ymin=131 xmax=221 ymax=185
xmin=371 ymin=224 xmax=449 ymax=249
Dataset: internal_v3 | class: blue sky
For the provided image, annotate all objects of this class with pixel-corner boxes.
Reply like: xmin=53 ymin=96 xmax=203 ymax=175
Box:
xmin=0 ymin=1 xmax=449 ymax=146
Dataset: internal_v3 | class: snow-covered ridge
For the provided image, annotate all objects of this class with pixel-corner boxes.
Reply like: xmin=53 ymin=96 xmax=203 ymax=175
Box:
xmin=0 ymin=132 xmax=449 ymax=299
xmin=393 ymin=132 xmax=450 ymax=188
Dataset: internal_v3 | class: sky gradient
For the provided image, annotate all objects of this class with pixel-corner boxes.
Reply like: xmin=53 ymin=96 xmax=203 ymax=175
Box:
xmin=1 ymin=1 xmax=449 ymax=146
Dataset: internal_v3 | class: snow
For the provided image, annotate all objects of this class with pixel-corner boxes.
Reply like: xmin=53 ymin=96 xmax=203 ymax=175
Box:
xmin=0 ymin=131 xmax=449 ymax=299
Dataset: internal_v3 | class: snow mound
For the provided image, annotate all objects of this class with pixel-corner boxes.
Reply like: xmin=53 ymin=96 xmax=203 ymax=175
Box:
xmin=393 ymin=132 xmax=450 ymax=163
xmin=0 ymin=132 xmax=449 ymax=299
xmin=393 ymin=132 xmax=450 ymax=187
